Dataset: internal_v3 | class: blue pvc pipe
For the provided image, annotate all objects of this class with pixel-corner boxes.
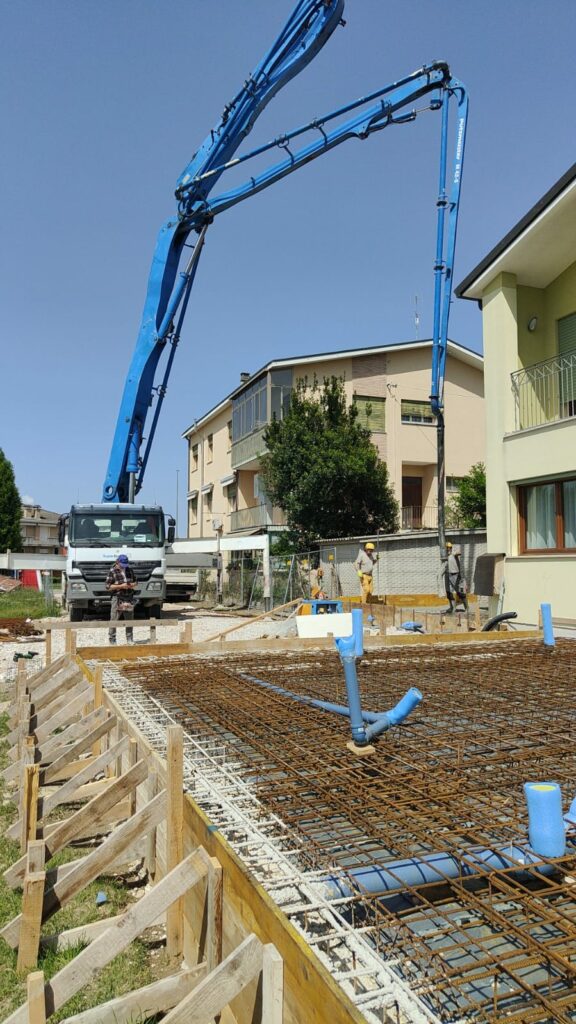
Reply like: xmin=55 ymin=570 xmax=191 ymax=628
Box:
xmin=351 ymin=607 xmax=364 ymax=657
xmin=340 ymin=652 xmax=367 ymax=745
xmin=541 ymin=602 xmax=555 ymax=647
xmin=364 ymin=688 xmax=422 ymax=743
xmin=325 ymin=780 xmax=568 ymax=899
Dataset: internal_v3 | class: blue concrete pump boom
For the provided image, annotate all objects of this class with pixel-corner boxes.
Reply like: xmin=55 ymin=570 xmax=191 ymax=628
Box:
xmin=102 ymin=0 xmax=467 ymax=554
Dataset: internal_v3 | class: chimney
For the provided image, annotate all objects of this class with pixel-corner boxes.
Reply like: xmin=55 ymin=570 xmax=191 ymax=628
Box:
xmin=240 ymin=372 xmax=250 ymax=383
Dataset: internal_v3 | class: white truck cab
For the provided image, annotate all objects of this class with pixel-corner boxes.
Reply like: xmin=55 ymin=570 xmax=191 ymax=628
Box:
xmin=60 ymin=503 xmax=175 ymax=621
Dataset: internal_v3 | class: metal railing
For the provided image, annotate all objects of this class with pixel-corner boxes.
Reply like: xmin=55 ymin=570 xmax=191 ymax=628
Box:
xmin=229 ymin=503 xmax=286 ymax=532
xmin=400 ymin=505 xmax=440 ymax=530
xmin=511 ymin=350 xmax=576 ymax=430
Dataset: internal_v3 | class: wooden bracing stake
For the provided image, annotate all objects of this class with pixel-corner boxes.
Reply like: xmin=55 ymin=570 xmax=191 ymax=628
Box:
xmin=26 ymin=971 xmax=46 ymax=1024
xmin=17 ymin=842 xmax=46 ymax=972
xmin=20 ymin=764 xmax=40 ymax=853
xmin=166 ymin=725 xmax=184 ymax=960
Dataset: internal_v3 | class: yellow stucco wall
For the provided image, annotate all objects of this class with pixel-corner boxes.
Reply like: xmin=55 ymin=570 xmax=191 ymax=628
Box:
xmin=482 ymin=262 xmax=576 ymax=624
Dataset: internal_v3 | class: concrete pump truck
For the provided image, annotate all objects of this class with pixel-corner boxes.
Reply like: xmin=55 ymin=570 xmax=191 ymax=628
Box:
xmin=60 ymin=0 xmax=467 ymax=621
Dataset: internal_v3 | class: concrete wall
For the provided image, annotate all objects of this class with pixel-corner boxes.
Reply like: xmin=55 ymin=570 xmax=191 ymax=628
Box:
xmin=320 ymin=529 xmax=487 ymax=599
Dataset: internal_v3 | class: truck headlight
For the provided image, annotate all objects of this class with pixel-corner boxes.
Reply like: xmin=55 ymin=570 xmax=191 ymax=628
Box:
xmin=70 ymin=582 xmax=87 ymax=592
xmin=147 ymin=581 xmax=163 ymax=592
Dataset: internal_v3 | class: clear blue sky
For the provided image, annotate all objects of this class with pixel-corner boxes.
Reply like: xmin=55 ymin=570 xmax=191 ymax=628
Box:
xmin=3 ymin=1 xmax=575 ymax=527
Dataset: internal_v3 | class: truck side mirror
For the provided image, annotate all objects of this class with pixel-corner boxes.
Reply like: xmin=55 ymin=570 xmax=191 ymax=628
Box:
xmin=167 ymin=517 xmax=176 ymax=544
xmin=58 ymin=515 xmax=68 ymax=547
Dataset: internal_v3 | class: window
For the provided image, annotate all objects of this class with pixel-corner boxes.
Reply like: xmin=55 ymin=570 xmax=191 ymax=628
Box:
xmin=191 ymin=444 xmax=198 ymax=471
xmin=227 ymin=420 xmax=232 ymax=450
xmin=232 ymin=376 xmax=268 ymax=443
xmin=354 ymin=395 xmax=386 ymax=432
xmin=189 ymin=495 xmax=198 ymax=526
xmin=228 ymin=485 xmax=237 ymax=513
xmin=519 ymin=478 xmax=576 ymax=552
xmin=206 ymin=434 xmax=213 ymax=463
xmin=446 ymin=476 xmax=463 ymax=493
xmin=204 ymin=490 xmax=213 ymax=515
xmin=271 ymin=369 xmax=292 ymax=422
xmin=401 ymin=400 xmax=435 ymax=424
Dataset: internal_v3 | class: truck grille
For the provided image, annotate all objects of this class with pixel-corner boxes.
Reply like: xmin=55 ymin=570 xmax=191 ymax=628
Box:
xmin=74 ymin=561 xmax=161 ymax=583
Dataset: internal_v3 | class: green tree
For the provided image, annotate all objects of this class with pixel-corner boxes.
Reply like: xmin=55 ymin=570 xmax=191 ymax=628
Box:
xmin=261 ymin=376 xmax=399 ymax=548
xmin=0 ymin=448 xmax=22 ymax=551
xmin=450 ymin=462 xmax=486 ymax=528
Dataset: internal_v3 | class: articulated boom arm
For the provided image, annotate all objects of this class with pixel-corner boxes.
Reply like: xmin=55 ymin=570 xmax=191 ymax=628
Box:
xmin=102 ymin=0 xmax=467 ymax=521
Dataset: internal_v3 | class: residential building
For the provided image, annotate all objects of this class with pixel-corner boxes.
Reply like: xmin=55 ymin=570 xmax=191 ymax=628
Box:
xmin=183 ymin=340 xmax=484 ymax=539
xmin=456 ymin=163 xmax=576 ymax=625
xmin=20 ymin=504 xmax=60 ymax=554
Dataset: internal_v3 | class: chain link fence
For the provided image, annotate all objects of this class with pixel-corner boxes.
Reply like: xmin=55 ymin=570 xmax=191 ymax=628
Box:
xmin=194 ymin=547 xmax=341 ymax=610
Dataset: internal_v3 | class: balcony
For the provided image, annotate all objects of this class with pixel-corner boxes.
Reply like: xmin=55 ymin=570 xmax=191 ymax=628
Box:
xmin=400 ymin=505 xmax=440 ymax=530
xmin=231 ymin=426 xmax=268 ymax=470
xmin=229 ymin=503 xmax=286 ymax=532
xmin=511 ymin=351 xmax=576 ymax=430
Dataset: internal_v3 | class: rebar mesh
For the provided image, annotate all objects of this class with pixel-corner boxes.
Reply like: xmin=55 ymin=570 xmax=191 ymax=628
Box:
xmin=119 ymin=638 xmax=576 ymax=1023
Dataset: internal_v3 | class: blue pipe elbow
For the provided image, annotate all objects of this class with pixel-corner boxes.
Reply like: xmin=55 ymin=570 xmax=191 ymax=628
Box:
xmin=386 ymin=687 xmax=423 ymax=727
xmin=524 ymin=781 xmax=566 ymax=858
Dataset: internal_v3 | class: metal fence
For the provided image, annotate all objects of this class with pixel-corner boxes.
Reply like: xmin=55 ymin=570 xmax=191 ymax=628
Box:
xmin=511 ymin=350 xmax=576 ymax=430
xmin=194 ymin=548 xmax=340 ymax=609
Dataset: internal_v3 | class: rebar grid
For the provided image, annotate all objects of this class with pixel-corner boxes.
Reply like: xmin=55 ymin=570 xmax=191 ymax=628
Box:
xmin=119 ymin=639 xmax=576 ymax=1023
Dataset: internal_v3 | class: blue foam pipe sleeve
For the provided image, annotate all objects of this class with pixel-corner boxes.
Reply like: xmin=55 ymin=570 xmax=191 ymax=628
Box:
xmin=524 ymin=782 xmax=566 ymax=857
xmin=351 ymin=607 xmax=364 ymax=656
xmin=541 ymin=603 xmax=555 ymax=647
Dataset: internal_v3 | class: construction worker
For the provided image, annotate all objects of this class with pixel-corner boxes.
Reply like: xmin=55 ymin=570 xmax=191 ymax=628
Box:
xmin=355 ymin=542 xmax=378 ymax=603
xmin=443 ymin=541 xmax=468 ymax=613
xmin=106 ymin=554 xmax=137 ymax=644
xmin=310 ymin=566 xmax=325 ymax=600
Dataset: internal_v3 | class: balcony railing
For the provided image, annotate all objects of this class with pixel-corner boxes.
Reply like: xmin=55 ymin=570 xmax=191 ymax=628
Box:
xmin=229 ymin=503 xmax=286 ymax=532
xmin=231 ymin=426 xmax=268 ymax=469
xmin=400 ymin=505 xmax=441 ymax=530
xmin=511 ymin=350 xmax=576 ymax=430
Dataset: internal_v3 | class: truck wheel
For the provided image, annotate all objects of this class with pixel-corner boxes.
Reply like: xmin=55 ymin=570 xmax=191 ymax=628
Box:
xmin=148 ymin=604 xmax=162 ymax=621
xmin=69 ymin=606 xmax=83 ymax=622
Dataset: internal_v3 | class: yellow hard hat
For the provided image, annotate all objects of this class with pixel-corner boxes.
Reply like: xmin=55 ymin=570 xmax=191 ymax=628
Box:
xmin=446 ymin=541 xmax=453 ymax=548
xmin=365 ymin=542 xmax=375 ymax=550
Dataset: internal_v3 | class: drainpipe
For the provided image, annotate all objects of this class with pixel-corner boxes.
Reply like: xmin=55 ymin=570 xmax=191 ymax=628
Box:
xmin=541 ymin=602 xmax=555 ymax=648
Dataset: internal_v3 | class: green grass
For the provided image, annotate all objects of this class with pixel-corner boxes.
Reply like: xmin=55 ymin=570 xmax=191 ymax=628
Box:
xmin=0 ymin=709 xmax=166 ymax=1021
xmin=0 ymin=587 xmax=61 ymax=620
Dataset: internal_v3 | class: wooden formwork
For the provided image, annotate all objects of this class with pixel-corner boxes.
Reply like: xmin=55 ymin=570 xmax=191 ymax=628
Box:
xmin=2 ymin=656 xmax=284 ymax=1024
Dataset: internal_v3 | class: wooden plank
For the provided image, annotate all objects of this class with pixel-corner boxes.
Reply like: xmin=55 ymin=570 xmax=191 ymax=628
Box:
xmin=384 ymin=592 xmax=479 ymax=606
xmin=56 ymin=965 xmax=207 ymax=1024
xmin=2 ymin=851 xmax=208 ymax=1024
xmin=17 ymin=843 xmax=46 ymax=971
xmin=262 ymin=944 xmax=284 ymax=1024
xmin=42 ymin=795 xmax=132 ymax=842
xmin=38 ymin=706 xmax=108 ymax=764
xmin=26 ymin=971 xmax=46 ymax=1024
xmin=144 ymin=771 xmax=158 ymax=881
xmin=34 ymin=688 xmax=94 ymax=747
xmin=20 ymin=765 xmax=40 ymax=853
xmin=78 ymin=642 xmax=192 ymax=661
xmin=43 ymin=756 xmax=98 ymax=785
xmin=206 ymin=855 xmax=223 ymax=973
xmin=4 ymin=759 xmax=147 ymax=889
xmin=162 ymin=933 xmax=263 ymax=1024
xmin=45 ymin=629 xmax=52 ymax=667
xmin=40 ymin=914 xmax=128 ymax=952
xmin=31 ymin=662 xmax=82 ymax=712
xmin=1 ymin=790 xmax=168 ymax=949
xmin=32 ymin=679 xmax=91 ymax=732
xmin=203 ymin=598 xmax=302 ymax=643
xmin=166 ymin=725 xmax=184 ymax=960
xmin=42 ymin=715 xmax=116 ymax=785
xmin=25 ymin=655 xmax=69 ymax=692
xmin=47 ymin=619 xmax=164 ymax=630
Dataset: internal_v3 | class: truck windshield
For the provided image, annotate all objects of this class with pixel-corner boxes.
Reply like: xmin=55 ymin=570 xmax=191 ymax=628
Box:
xmin=69 ymin=513 xmax=164 ymax=547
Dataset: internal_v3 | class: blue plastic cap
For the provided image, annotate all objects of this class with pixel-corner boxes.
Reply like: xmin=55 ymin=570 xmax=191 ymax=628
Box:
xmin=117 ymin=554 xmax=129 ymax=564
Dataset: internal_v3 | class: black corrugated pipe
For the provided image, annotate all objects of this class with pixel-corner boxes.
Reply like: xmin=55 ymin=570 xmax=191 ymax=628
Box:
xmin=481 ymin=611 xmax=518 ymax=632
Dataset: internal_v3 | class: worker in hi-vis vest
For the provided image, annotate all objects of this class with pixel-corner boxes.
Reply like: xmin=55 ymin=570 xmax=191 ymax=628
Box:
xmin=355 ymin=542 xmax=378 ymax=603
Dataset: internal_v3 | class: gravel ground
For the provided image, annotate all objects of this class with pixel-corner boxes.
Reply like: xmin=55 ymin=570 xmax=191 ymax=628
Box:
xmin=0 ymin=610 xmax=293 ymax=684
